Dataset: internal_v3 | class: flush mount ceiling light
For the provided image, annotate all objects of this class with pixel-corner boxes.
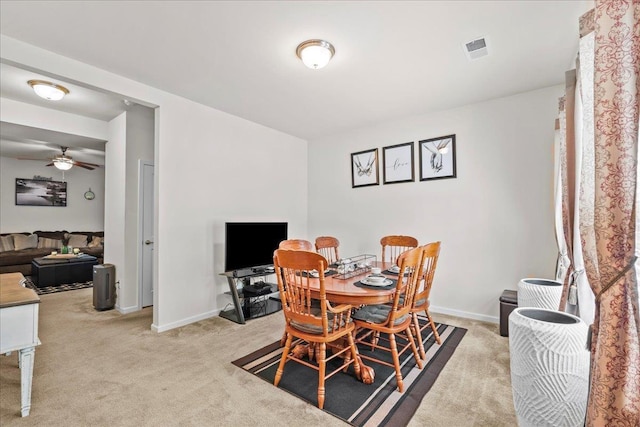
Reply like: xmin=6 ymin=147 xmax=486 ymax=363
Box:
xmin=296 ymin=39 xmax=335 ymax=69
xmin=27 ymin=79 xmax=69 ymax=101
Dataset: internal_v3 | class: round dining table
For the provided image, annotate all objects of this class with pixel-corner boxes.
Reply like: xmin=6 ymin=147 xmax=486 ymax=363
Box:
xmin=306 ymin=261 xmax=399 ymax=305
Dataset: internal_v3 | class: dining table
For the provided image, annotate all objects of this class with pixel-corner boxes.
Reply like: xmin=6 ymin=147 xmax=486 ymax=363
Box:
xmin=305 ymin=260 xmax=401 ymax=306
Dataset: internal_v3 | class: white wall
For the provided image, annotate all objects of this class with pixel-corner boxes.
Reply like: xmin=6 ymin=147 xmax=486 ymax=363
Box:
xmin=1 ymin=36 xmax=308 ymax=332
xmin=154 ymin=98 xmax=307 ymax=331
xmin=308 ymin=85 xmax=562 ymax=323
xmin=0 ymin=157 xmax=105 ymax=232
xmin=3 ymin=34 xmax=558 ymax=328
xmin=105 ymin=106 xmax=154 ymax=313
xmin=0 ymin=97 xmax=108 ymax=141
xmin=124 ymin=104 xmax=154 ymax=311
xmin=104 ymin=113 xmax=127 ymax=309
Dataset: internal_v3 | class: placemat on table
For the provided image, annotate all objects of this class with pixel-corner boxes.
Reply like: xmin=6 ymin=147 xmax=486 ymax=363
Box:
xmin=383 ymin=269 xmax=408 ymax=276
xmin=354 ymin=278 xmax=397 ymax=290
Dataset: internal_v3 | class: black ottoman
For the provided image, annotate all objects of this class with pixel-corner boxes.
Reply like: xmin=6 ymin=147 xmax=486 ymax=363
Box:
xmin=31 ymin=255 xmax=98 ymax=287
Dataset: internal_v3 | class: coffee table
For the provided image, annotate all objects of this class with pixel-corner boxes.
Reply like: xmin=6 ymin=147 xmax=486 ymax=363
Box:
xmin=31 ymin=255 xmax=98 ymax=287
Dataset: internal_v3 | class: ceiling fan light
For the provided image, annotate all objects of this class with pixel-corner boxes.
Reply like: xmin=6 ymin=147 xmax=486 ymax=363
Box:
xmin=53 ymin=157 xmax=73 ymax=170
xmin=28 ymin=79 xmax=69 ymax=101
xmin=296 ymin=39 xmax=335 ymax=69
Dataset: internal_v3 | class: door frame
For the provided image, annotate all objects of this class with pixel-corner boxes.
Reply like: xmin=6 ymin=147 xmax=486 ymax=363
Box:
xmin=137 ymin=159 xmax=155 ymax=309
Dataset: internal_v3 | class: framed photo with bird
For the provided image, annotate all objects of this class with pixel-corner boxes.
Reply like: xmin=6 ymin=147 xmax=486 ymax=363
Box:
xmin=419 ymin=134 xmax=456 ymax=181
xmin=351 ymin=148 xmax=379 ymax=188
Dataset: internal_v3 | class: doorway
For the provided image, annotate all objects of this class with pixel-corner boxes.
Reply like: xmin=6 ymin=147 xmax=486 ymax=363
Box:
xmin=139 ymin=161 xmax=154 ymax=307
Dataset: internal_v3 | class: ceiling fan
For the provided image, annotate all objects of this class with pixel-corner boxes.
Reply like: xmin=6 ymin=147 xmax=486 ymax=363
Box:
xmin=19 ymin=146 xmax=101 ymax=171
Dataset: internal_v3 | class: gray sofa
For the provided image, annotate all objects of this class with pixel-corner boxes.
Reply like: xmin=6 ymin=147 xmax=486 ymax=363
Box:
xmin=0 ymin=230 xmax=104 ymax=276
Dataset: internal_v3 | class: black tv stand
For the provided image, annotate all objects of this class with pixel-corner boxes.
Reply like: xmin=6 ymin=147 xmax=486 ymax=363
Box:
xmin=232 ymin=268 xmax=255 ymax=278
xmin=219 ymin=268 xmax=281 ymax=324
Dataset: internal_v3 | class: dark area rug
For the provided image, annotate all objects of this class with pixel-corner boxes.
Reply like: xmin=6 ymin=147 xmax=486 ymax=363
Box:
xmin=24 ymin=277 xmax=93 ymax=295
xmin=232 ymin=317 xmax=467 ymax=427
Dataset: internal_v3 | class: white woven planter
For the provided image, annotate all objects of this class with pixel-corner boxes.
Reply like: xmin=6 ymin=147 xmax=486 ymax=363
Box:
xmin=509 ymin=308 xmax=589 ymax=427
xmin=517 ymin=278 xmax=563 ymax=310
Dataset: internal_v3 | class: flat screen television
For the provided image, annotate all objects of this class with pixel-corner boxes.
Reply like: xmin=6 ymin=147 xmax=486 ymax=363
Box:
xmin=224 ymin=222 xmax=288 ymax=273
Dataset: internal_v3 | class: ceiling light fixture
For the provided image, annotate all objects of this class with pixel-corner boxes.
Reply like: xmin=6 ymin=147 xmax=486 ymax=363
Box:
xmin=53 ymin=147 xmax=74 ymax=170
xmin=27 ymin=79 xmax=69 ymax=101
xmin=53 ymin=156 xmax=74 ymax=171
xmin=296 ymin=39 xmax=335 ymax=69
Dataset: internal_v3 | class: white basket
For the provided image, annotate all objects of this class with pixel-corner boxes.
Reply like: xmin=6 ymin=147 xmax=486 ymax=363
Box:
xmin=517 ymin=278 xmax=563 ymax=310
xmin=509 ymin=307 xmax=589 ymax=427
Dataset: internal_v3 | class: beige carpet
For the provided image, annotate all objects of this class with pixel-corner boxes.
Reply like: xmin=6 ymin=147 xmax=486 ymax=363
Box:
xmin=0 ymin=289 xmax=516 ymax=426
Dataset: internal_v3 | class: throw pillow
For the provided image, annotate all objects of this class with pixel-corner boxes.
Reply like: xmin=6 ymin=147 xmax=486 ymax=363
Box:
xmin=67 ymin=234 xmax=88 ymax=248
xmin=13 ymin=233 xmax=38 ymax=250
xmin=0 ymin=235 xmax=14 ymax=252
xmin=88 ymin=236 xmax=103 ymax=247
xmin=38 ymin=237 xmax=63 ymax=249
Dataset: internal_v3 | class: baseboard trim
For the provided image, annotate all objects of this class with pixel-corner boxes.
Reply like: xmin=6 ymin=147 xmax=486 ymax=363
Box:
xmin=152 ymin=309 xmax=221 ymax=333
xmin=430 ymin=305 xmax=499 ymax=324
xmin=116 ymin=304 xmax=139 ymax=314
xmin=147 ymin=306 xmax=498 ymax=333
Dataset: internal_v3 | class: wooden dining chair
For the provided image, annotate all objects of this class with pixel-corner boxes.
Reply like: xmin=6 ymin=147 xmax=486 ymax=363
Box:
xmin=278 ymin=239 xmax=314 ymax=251
xmin=272 ymin=249 xmax=361 ymax=409
xmin=315 ymin=236 xmax=340 ymax=265
xmin=352 ymin=246 xmax=425 ymax=393
xmin=276 ymin=239 xmax=316 ymax=346
xmin=380 ymin=235 xmax=418 ymax=265
xmin=411 ymin=241 xmax=442 ymax=359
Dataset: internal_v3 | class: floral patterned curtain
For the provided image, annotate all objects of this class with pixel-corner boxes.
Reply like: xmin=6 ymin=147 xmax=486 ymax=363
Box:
xmin=555 ymin=1 xmax=638 ymax=424
xmin=580 ymin=1 xmax=639 ymax=425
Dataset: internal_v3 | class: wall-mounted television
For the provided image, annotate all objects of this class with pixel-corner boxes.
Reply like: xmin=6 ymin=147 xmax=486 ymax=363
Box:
xmin=224 ymin=222 xmax=288 ymax=273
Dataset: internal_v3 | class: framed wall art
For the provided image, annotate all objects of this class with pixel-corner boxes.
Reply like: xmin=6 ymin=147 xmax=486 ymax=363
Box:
xmin=383 ymin=142 xmax=414 ymax=184
xmin=419 ymin=134 xmax=456 ymax=181
xmin=15 ymin=178 xmax=67 ymax=206
xmin=351 ymin=148 xmax=379 ymax=188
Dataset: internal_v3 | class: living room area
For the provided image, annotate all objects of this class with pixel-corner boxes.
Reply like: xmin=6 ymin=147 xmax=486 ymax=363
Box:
xmin=0 ymin=79 xmax=155 ymax=308
xmin=0 ymin=149 xmax=106 ymax=283
xmin=0 ymin=100 xmax=155 ymax=295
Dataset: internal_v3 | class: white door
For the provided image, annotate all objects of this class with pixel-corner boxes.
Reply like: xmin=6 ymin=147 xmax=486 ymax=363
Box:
xmin=140 ymin=162 xmax=154 ymax=307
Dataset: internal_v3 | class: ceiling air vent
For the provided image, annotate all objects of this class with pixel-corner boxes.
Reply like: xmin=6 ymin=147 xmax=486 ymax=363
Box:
xmin=463 ymin=37 xmax=489 ymax=61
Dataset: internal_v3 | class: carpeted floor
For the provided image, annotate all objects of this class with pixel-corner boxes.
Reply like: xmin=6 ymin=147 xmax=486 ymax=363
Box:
xmin=233 ymin=319 xmax=467 ymax=426
xmin=0 ymin=288 xmax=517 ymax=426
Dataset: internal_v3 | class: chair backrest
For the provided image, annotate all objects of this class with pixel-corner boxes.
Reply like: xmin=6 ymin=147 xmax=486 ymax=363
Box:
xmin=380 ymin=235 xmax=419 ymax=264
xmin=386 ymin=246 xmax=426 ymax=327
xmin=278 ymin=239 xmax=314 ymax=251
xmin=273 ymin=249 xmax=343 ymax=336
xmin=315 ymin=236 xmax=340 ymax=264
xmin=415 ymin=241 xmax=441 ymax=306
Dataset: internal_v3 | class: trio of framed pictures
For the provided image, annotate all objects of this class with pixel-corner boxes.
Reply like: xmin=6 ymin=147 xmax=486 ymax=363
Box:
xmin=350 ymin=134 xmax=456 ymax=188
